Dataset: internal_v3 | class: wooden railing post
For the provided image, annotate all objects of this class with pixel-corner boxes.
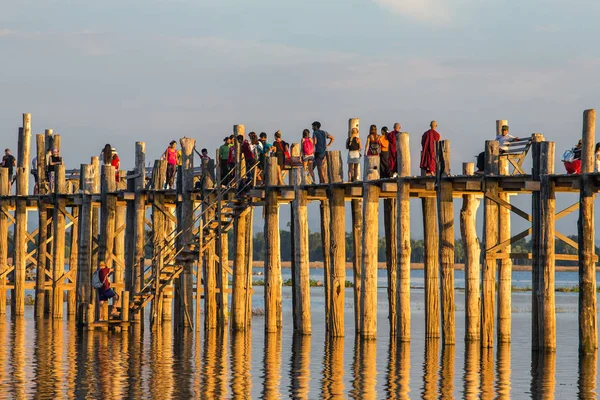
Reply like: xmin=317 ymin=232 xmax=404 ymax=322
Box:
xmin=396 ymin=132 xmax=411 ymax=341
xmin=264 ymin=157 xmax=282 ymax=333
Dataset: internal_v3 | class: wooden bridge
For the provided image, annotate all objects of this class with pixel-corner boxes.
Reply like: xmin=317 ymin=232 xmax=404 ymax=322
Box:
xmin=0 ymin=111 xmax=597 ymax=354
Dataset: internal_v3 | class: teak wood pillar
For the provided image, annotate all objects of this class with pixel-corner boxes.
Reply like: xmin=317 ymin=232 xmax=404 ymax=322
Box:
xmin=264 ymin=157 xmax=282 ymax=333
xmin=175 ymin=137 xmax=195 ymax=330
xmin=327 ymin=151 xmax=345 ymax=337
xmin=360 ymin=157 xmax=380 ymax=339
xmin=34 ymin=134 xmax=47 ymax=318
xmin=76 ymin=164 xmax=94 ymax=325
xmin=292 ymin=161 xmax=311 ymax=335
xmin=532 ymin=141 xmax=556 ymax=351
xmin=203 ymin=159 xmax=218 ymax=330
xmin=578 ymin=109 xmax=598 ymax=354
xmin=51 ymin=165 xmax=67 ymax=319
xmin=151 ymin=160 xmax=166 ymax=327
xmin=396 ymin=132 xmax=411 ymax=341
xmin=460 ymin=162 xmax=481 ymax=342
xmin=384 ymin=197 xmax=397 ymax=336
xmin=0 ymin=169 xmax=8 ymax=316
xmin=481 ymin=140 xmax=499 ymax=348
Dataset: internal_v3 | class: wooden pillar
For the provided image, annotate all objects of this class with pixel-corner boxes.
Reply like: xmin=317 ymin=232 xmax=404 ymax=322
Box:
xmin=114 ymin=200 xmax=125 ymax=298
xmin=91 ymin=157 xmax=100 ymax=277
xmin=76 ymin=165 xmax=94 ymax=325
xmin=579 ymin=109 xmax=597 ymax=354
xmin=264 ymin=157 xmax=282 ymax=333
xmin=215 ymin=150 xmax=229 ymax=325
xmin=34 ymin=134 xmax=47 ymax=317
xmin=351 ymin=197 xmax=362 ymax=334
xmin=360 ymin=157 xmax=380 ymax=339
xmin=151 ymin=160 xmax=166 ymax=327
xmin=12 ymin=115 xmax=31 ymax=317
xmin=233 ymin=125 xmax=244 ymax=182
xmin=175 ymin=138 xmax=195 ymax=329
xmin=203 ymin=159 xmax=218 ymax=330
xmin=320 ymin=198 xmax=332 ymax=331
xmin=482 ymin=140 xmax=499 ymax=348
xmin=162 ymin=204 xmax=174 ymax=322
xmin=132 ymin=143 xmax=146 ymax=323
xmin=36 ymin=133 xmax=47 ymax=193
xmin=396 ymin=132 xmax=411 ymax=341
xmin=51 ymin=166 xmax=67 ymax=319
xmin=384 ymin=198 xmax=397 ymax=336
xmin=231 ymin=203 xmax=249 ymax=332
xmin=532 ymin=141 xmax=556 ymax=351
xmin=497 ymin=120 xmax=512 ymax=344
xmin=292 ymin=161 xmax=311 ymax=335
xmin=99 ymin=165 xmax=117 ymax=321
xmin=67 ymin=203 xmax=79 ymax=319
xmin=0 ymin=169 xmax=8 ymax=316
xmin=327 ymin=151 xmax=345 ymax=337
xmin=436 ymin=140 xmax=455 ymax=345
xmin=422 ymin=186 xmax=440 ymax=338
xmin=460 ymin=162 xmax=481 ymax=342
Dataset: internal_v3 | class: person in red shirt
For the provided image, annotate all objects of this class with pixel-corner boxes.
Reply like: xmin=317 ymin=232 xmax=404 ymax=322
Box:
xmin=420 ymin=120 xmax=441 ymax=176
xmin=97 ymin=261 xmax=120 ymax=303
xmin=111 ymin=149 xmax=120 ymax=184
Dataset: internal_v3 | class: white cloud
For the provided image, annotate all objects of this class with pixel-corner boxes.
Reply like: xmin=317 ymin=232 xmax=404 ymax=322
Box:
xmin=372 ymin=0 xmax=453 ymax=24
xmin=0 ymin=28 xmax=16 ymax=37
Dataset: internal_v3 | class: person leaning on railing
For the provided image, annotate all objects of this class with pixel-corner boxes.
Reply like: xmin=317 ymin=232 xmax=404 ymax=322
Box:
xmin=475 ymin=124 xmax=518 ymax=174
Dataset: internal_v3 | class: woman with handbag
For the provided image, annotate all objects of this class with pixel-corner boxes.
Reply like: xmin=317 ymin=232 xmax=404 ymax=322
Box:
xmin=346 ymin=127 xmax=362 ymax=182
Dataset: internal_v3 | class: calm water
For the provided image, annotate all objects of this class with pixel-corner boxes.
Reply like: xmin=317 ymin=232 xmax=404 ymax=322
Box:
xmin=1 ymin=269 xmax=599 ymax=399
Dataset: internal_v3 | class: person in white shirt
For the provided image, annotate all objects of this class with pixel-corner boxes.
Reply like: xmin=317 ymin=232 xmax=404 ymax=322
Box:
xmin=476 ymin=125 xmax=519 ymax=173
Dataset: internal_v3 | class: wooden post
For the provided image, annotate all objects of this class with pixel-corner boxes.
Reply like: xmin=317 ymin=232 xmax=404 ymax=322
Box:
xmin=320 ymin=199 xmax=332 ymax=331
xmin=497 ymin=121 xmax=512 ymax=344
xmin=231 ymin=203 xmax=250 ymax=332
xmin=264 ymin=157 xmax=282 ymax=333
xmin=460 ymin=162 xmax=481 ymax=342
xmin=121 ymin=291 xmax=130 ymax=322
xmin=422 ymin=185 xmax=440 ymax=338
xmin=532 ymin=141 xmax=556 ymax=351
xmin=360 ymin=161 xmax=380 ymax=339
xmin=36 ymin=133 xmax=47 ymax=194
xmin=396 ymin=132 xmax=411 ymax=341
xmin=203 ymin=159 xmax=218 ymax=330
xmin=76 ymin=164 xmax=94 ymax=325
xmin=34 ymin=134 xmax=47 ymax=317
xmin=436 ymin=140 xmax=455 ymax=345
xmin=579 ymin=109 xmax=597 ymax=354
xmin=175 ymin=138 xmax=195 ymax=329
xmin=327 ymin=151 xmax=345 ymax=337
xmin=481 ymin=140 xmax=499 ymax=348
xmin=91 ymin=157 xmax=100 ymax=279
xmin=12 ymin=116 xmax=31 ymax=317
xmin=162 ymin=204 xmax=174 ymax=323
xmin=233 ymin=125 xmax=244 ymax=183
xmin=151 ymin=160 xmax=166 ymax=327
xmin=215 ymin=149 xmax=229 ymax=325
xmin=67 ymin=202 xmax=79 ymax=319
xmin=114 ymin=200 xmax=125 ymax=298
xmin=351 ymin=197 xmax=362 ymax=334
xmin=384 ymin=198 xmax=397 ymax=336
xmin=292 ymin=161 xmax=311 ymax=335
xmin=0 ymin=169 xmax=8 ymax=316
xmin=133 ymin=143 xmax=146 ymax=323
xmin=51 ymin=165 xmax=67 ymax=319
xmin=98 ymin=165 xmax=117 ymax=321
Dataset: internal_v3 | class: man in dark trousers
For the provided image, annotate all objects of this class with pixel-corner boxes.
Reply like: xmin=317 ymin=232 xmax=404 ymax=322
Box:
xmin=1 ymin=148 xmax=16 ymax=190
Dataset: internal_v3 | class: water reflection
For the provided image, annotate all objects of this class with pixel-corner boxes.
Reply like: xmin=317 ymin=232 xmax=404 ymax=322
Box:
xmin=480 ymin=347 xmax=495 ymax=398
xmin=496 ymin=343 xmax=511 ymax=399
xmin=150 ymin=322 xmax=174 ymax=398
xmin=202 ymin=327 xmax=229 ymax=398
xmin=289 ymin=333 xmax=312 ymax=399
xmin=439 ymin=344 xmax=455 ymax=399
xmin=322 ymin=336 xmax=345 ymax=398
xmin=261 ymin=332 xmax=282 ymax=399
xmin=463 ymin=341 xmax=480 ymax=399
xmin=386 ymin=339 xmax=410 ymax=399
xmin=421 ymin=339 xmax=439 ymax=399
xmin=349 ymin=337 xmax=377 ymax=399
xmin=11 ymin=317 xmax=27 ymax=399
xmin=173 ymin=329 xmax=194 ymax=398
xmin=531 ymin=351 xmax=556 ymax=399
xmin=578 ymin=351 xmax=598 ymax=399
xmin=230 ymin=330 xmax=252 ymax=399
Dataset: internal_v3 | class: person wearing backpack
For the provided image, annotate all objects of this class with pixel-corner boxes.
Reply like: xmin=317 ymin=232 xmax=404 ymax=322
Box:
xmin=301 ymin=129 xmax=316 ymax=183
xmin=346 ymin=127 xmax=362 ymax=182
xmin=366 ymin=125 xmax=381 ymax=157
xmin=93 ymin=261 xmax=120 ymax=318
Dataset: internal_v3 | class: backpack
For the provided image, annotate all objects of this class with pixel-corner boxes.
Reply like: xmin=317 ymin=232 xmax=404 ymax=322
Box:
xmin=562 ymin=149 xmax=575 ymax=162
xmin=302 ymin=138 xmax=315 ymax=156
xmin=368 ymin=138 xmax=381 ymax=156
xmin=92 ymin=269 xmax=106 ymax=289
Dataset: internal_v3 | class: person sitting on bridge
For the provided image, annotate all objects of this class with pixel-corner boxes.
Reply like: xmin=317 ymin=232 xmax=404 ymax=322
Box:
xmin=476 ymin=125 xmax=519 ymax=174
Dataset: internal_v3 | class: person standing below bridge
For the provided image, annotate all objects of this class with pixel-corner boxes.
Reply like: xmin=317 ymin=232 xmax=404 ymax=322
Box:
xmin=312 ymin=121 xmax=334 ymax=184
xmin=420 ymin=120 xmax=441 ymax=176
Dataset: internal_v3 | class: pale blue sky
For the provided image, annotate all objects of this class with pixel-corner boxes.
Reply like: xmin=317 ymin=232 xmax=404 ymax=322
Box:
xmin=1 ymin=0 xmax=599 ymax=236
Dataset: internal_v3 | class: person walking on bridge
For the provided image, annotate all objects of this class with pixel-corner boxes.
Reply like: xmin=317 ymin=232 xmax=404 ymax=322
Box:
xmin=420 ymin=121 xmax=441 ymax=176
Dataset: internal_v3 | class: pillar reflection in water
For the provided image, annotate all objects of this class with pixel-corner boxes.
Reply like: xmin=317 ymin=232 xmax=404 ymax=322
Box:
xmin=150 ymin=323 xmax=174 ymax=399
xmin=201 ymin=327 xmax=228 ymax=398
xmin=578 ymin=351 xmax=597 ymax=399
xmin=350 ymin=337 xmax=376 ymax=399
xmin=261 ymin=332 xmax=282 ymax=399
xmin=480 ymin=347 xmax=494 ymax=399
xmin=230 ymin=330 xmax=252 ymax=398
xmin=439 ymin=344 xmax=455 ymax=399
xmin=463 ymin=341 xmax=480 ymax=399
xmin=421 ymin=339 xmax=439 ymax=400
xmin=127 ymin=323 xmax=144 ymax=399
xmin=34 ymin=319 xmax=54 ymax=396
xmin=531 ymin=351 xmax=556 ymax=399
xmin=322 ymin=336 xmax=345 ymax=399
xmin=12 ymin=317 xmax=27 ymax=399
xmin=496 ymin=343 xmax=511 ymax=399
xmin=289 ymin=333 xmax=312 ymax=399
xmin=386 ymin=339 xmax=410 ymax=399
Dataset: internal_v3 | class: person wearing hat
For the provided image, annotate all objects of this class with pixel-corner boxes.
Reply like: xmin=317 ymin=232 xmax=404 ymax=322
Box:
xmin=96 ymin=261 xmax=120 ymax=306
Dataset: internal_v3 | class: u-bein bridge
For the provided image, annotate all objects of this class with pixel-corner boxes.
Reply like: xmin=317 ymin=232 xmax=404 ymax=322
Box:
xmin=0 ymin=111 xmax=598 ymax=354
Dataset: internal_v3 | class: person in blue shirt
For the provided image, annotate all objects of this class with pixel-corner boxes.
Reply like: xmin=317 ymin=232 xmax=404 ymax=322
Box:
xmin=311 ymin=121 xmax=335 ymax=183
